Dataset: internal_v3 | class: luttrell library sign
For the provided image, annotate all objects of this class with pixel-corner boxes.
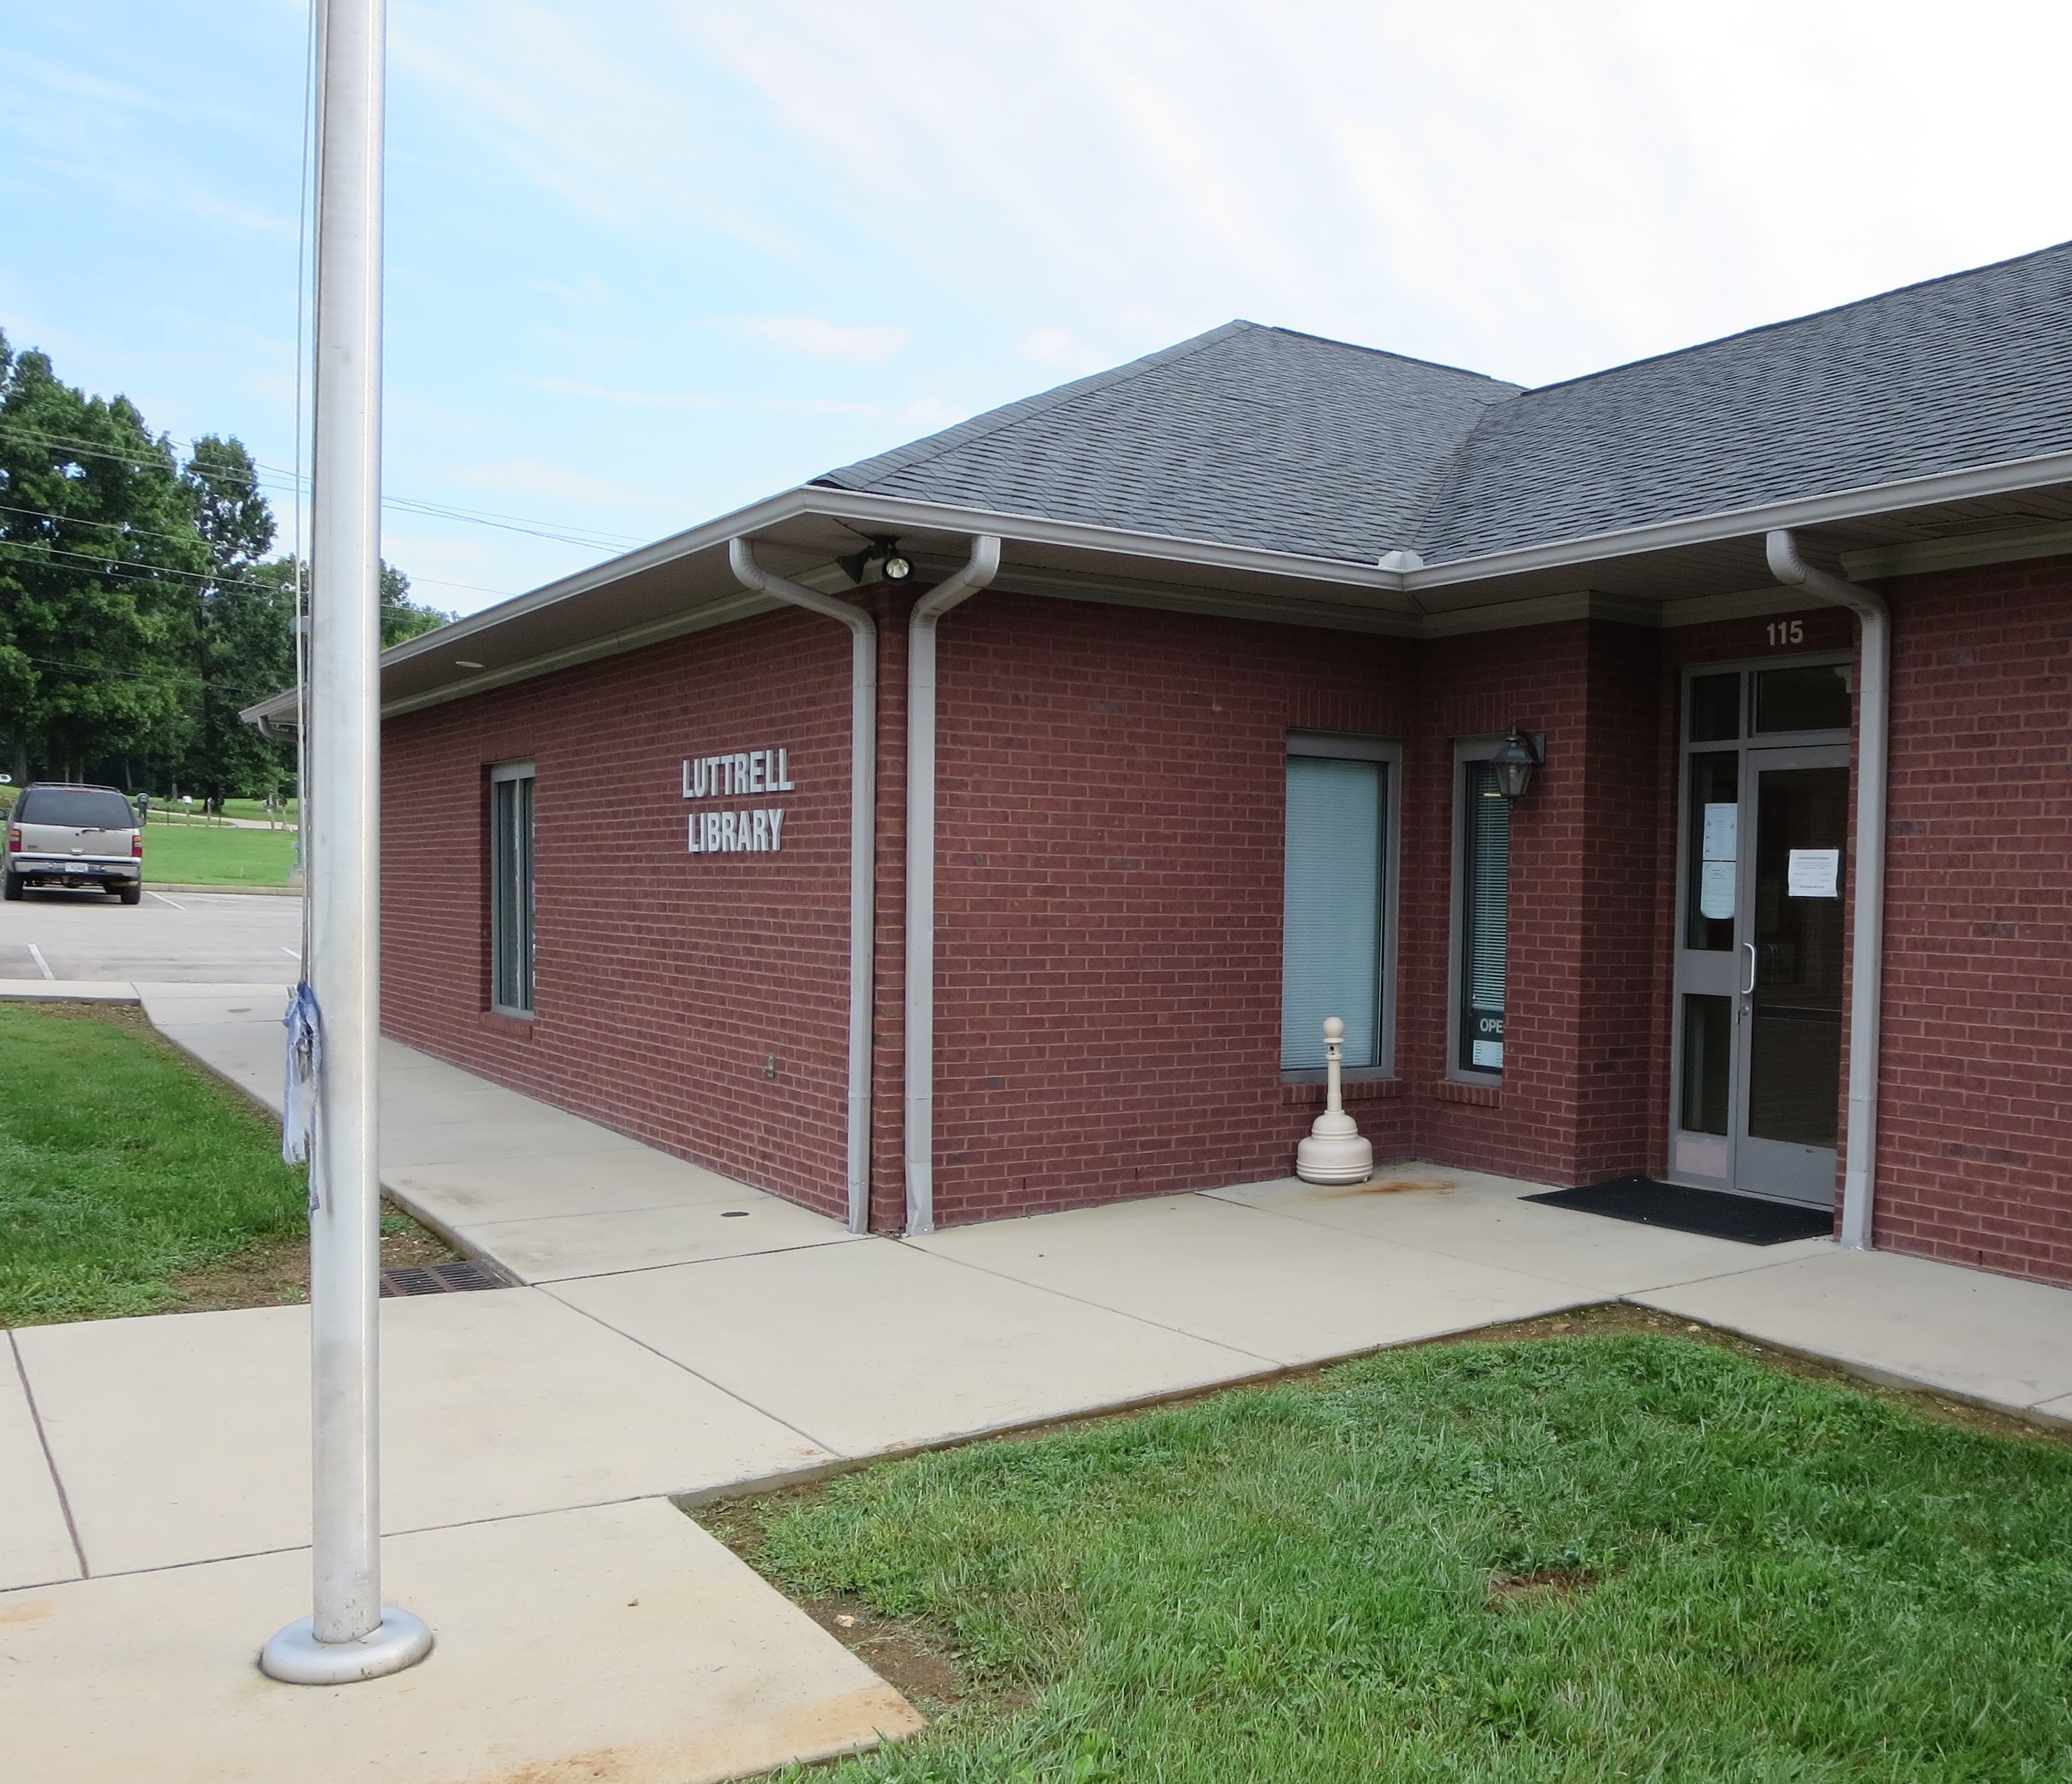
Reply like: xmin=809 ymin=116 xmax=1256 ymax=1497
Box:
xmin=683 ymin=746 xmax=795 ymax=854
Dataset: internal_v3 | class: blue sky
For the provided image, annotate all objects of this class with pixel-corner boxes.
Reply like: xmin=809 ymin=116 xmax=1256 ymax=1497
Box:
xmin=6 ymin=1 xmax=2069 ymax=615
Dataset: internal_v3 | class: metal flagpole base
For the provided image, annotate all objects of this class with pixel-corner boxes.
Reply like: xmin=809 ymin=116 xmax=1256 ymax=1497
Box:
xmin=261 ymin=1608 xmax=432 ymax=1684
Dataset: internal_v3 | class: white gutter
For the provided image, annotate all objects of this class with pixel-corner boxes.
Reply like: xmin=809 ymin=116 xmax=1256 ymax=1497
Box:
xmin=1406 ymin=447 xmax=2072 ymax=595
xmin=1765 ymin=529 xmax=1889 ymax=1251
xmin=904 ymin=536 xmax=1003 ymax=1235
xmin=728 ymin=539 xmax=878 ymax=1235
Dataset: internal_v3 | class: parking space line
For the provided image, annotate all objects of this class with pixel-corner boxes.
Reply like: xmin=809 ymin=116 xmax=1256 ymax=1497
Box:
xmin=278 ymin=946 xmax=300 ymax=958
xmin=26 ymin=943 xmax=55 ymax=980
xmin=145 ymin=890 xmax=187 ymax=910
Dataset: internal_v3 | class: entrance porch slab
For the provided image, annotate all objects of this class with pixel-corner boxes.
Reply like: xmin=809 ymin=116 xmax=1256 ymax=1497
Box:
xmin=0 ymin=1497 xmax=921 ymax=1784
xmin=1207 ymin=1168 xmax=1836 ymax=1295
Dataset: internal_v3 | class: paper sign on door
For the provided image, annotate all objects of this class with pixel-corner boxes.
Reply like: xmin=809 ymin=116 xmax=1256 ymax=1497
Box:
xmin=1699 ymin=802 xmax=1737 ymax=920
xmin=1699 ymin=862 xmax=1736 ymax=919
xmin=1787 ymin=848 xmax=1841 ymax=898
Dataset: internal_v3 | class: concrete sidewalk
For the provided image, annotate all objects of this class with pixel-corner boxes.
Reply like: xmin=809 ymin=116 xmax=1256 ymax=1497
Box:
xmin=10 ymin=982 xmax=2072 ymax=1781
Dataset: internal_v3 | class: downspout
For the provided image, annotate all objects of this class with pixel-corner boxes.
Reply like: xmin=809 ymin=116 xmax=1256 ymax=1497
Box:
xmin=1765 ymin=529 xmax=1889 ymax=1251
xmin=729 ymin=539 xmax=878 ymax=1235
xmin=905 ymin=536 xmax=1004 ymax=1235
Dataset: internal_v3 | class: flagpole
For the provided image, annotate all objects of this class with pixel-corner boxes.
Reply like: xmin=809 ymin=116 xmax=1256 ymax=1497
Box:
xmin=261 ymin=0 xmax=430 ymax=1685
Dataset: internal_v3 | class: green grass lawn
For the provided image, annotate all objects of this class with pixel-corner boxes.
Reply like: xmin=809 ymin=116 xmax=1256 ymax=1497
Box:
xmin=738 ymin=1333 xmax=2072 ymax=1783
xmin=214 ymin=797 xmax=297 ymax=825
xmin=142 ymin=820 xmax=298 ymax=886
xmin=0 ymin=1003 xmax=310 ymax=1324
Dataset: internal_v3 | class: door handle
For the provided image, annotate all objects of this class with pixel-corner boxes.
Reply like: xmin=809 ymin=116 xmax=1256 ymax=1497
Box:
xmin=1741 ymin=941 xmax=1758 ymax=996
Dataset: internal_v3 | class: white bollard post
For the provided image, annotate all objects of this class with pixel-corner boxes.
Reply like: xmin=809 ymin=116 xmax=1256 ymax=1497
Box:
xmin=1295 ymin=1017 xmax=1374 ymax=1185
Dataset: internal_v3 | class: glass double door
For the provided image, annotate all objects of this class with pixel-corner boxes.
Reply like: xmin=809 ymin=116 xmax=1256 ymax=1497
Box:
xmin=1672 ymin=741 xmax=1850 ymax=1207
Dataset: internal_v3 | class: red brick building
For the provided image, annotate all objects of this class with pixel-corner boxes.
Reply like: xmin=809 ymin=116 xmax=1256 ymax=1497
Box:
xmin=252 ymin=243 xmax=2072 ymax=1285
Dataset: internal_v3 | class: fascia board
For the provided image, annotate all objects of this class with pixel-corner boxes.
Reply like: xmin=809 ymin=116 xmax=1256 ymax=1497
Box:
xmin=806 ymin=488 xmax=1415 ymax=595
xmin=240 ymin=446 xmax=2072 ymax=727
xmin=1840 ymin=518 xmax=2072 ymax=581
xmin=243 ymin=487 xmax=1424 ymax=723
xmin=1404 ymin=447 xmax=2072 ymax=595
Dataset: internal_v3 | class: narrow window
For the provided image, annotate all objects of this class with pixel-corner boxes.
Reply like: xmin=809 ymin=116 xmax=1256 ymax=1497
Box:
xmin=489 ymin=761 xmax=535 ymax=1016
xmin=1281 ymin=750 xmax=1387 ymax=1070
xmin=1456 ymin=760 xmax=1510 ymax=1074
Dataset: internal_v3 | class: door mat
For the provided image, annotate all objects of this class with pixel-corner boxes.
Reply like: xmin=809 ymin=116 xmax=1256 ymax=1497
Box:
xmin=1523 ymin=1176 xmax=1834 ymax=1245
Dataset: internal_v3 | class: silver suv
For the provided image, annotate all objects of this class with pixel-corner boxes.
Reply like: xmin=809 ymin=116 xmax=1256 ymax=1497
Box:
xmin=5 ymin=783 xmax=145 ymax=904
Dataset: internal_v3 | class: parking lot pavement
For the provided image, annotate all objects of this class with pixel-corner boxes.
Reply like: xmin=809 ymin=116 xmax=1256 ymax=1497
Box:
xmin=0 ymin=886 xmax=300 ymax=983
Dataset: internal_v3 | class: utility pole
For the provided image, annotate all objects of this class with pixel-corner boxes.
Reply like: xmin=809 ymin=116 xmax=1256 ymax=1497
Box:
xmin=261 ymin=0 xmax=430 ymax=1685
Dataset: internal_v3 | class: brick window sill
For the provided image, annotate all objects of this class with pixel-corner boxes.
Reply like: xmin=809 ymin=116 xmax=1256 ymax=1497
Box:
xmin=1280 ymin=1078 xmax=1403 ymax=1108
xmin=1431 ymin=1078 xmax=1500 ymax=1108
xmin=479 ymin=1010 xmax=535 ymax=1040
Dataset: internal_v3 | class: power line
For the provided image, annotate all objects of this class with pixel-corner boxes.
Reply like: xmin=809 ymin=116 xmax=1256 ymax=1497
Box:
xmin=21 ymin=654 xmax=189 ymax=687
xmin=0 ymin=500 xmax=267 ymax=558
xmin=0 ymin=538 xmax=289 ymax=595
xmin=0 ymin=422 xmax=646 ymax=552
xmin=0 ymin=501 xmax=495 ymax=602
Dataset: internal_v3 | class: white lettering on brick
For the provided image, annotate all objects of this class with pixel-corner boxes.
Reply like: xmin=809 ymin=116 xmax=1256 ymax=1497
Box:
xmin=681 ymin=746 xmax=794 ymax=861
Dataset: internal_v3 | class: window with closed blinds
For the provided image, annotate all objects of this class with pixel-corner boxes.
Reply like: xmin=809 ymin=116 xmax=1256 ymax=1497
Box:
xmin=490 ymin=764 xmax=535 ymax=1017
xmin=1281 ymin=753 xmax=1385 ymax=1070
xmin=1458 ymin=760 xmax=1509 ymax=1073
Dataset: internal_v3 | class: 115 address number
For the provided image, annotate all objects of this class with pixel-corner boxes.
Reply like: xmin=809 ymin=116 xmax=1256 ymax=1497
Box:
xmin=1766 ymin=619 xmax=1805 ymax=646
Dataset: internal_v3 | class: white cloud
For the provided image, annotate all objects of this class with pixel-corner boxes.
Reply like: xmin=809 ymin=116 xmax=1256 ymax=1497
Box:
xmin=526 ymin=377 xmax=958 ymax=428
xmin=447 ymin=457 xmax=670 ymax=516
xmin=1015 ymin=327 xmax=1113 ymax=376
xmin=729 ymin=315 xmax=911 ymax=363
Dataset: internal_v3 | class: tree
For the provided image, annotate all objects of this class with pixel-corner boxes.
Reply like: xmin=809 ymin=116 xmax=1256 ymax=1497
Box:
xmin=380 ymin=562 xmax=451 ymax=646
xmin=179 ymin=435 xmax=287 ymax=803
xmin=0 ymin=332 xmax=205 ymax=783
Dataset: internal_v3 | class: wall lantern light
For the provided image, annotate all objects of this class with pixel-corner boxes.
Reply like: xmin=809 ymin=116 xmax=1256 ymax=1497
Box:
xmin=1491 ymin=723 xmax=1543 ymax=800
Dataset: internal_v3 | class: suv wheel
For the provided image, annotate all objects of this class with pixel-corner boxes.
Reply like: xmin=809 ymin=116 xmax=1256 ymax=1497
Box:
xmin=2 ymin=871 xmax=22 ymax=901
xmin=118 ymin=881 xmax=143 ymax=906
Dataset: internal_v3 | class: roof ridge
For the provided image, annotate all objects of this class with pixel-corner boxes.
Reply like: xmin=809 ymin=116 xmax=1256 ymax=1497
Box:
xmin=1516 ymin=236 xmax=2072 ymax=401
xmin=812 ymin=321 xmax=1261 ymax=493
xmin=1256 ymin=323 xmax=1522 ymax=391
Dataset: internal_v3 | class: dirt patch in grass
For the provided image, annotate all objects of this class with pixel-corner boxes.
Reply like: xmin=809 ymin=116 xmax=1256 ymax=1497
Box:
xmin=25 ymin=998 xmax=154 ymax=1034
xmin=163 ymin=1206 xmax=461 ymax=1313
xmin=1487 ymin=1565 xmax=1602 ymax=1606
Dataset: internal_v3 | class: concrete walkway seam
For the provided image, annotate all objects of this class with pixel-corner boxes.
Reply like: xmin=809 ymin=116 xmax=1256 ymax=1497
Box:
xmin=8 ymin=1330 xmax=87 ymax=1581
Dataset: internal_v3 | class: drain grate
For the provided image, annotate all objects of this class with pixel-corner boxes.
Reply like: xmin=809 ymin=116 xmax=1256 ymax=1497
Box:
xmin=379 ymin=1259 xmax=511 ymax=1298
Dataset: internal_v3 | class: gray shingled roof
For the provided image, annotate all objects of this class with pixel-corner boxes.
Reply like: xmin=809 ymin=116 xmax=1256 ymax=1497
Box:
xmin=813 ymin=321 xmax=1521 ymax=564
xmin=816 ymin=241 xmax=2072 ymax=568
xmin=1415 ymin=240 xmax=2072 ymax=564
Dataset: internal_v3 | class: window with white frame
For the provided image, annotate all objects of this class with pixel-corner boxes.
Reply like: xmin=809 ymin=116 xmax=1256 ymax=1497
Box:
xmin=1281 ymin=735 xmax=1396 ymax=1072
xmin=1454 ymin=749 xmax=1511 ymax=1075
xmin=489 ymin=760 xmax=535 ymax=1017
